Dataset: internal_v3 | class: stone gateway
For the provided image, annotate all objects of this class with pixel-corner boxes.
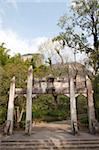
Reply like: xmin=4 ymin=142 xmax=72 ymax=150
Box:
xmin=4 ymin=65 xmax=97 ymax=135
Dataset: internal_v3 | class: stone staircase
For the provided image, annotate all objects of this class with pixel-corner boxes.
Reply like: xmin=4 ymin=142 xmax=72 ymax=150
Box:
xmin=1 ymin=138 xmax=99 ymax=150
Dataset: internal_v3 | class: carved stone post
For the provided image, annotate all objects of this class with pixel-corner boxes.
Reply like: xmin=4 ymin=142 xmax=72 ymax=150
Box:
xmin=69 ymin=65 xmax=78 ymax=134
xmin=25 ymin=66 xmax=33 ymax=135
xmin=69 ymin=76 xmax=78 ymax=134
xmin=4 ymin=76 xmax=15 ymax=135
xmin=86 ymin=75 xmax=96 ymax=134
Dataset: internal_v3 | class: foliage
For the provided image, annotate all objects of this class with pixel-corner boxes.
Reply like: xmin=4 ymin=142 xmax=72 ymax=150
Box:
xmin=38 ymin=39 xmax=65 ymax=65
xmin=77 ymin=94 xmax=87 ymax=114
xmin=34 ymin=65 xmax=49 ymax=77
xmin=8 ymin=53 xmax=22 ymax=64
xmin=33 ymin=94 xmax=70 ymax=122
xmin=0 ymin=40 xmax=98 ymax=129
xmin=77 ymin=94 xmax=88 ymax=125
xmin=24 ymin=53 xmax=44 ymax=68
xmin=0 ymin=43 xmax=10 ymax=66
xmin=93 ymin=74 xmax=99 ymax=106
xmin=0 ymin=106 xmax=7 ymax=124
xmin=53 ymin=0 xmax=99 ymax=75
xmin=0 ymin=51 xmax=28 ymax=125
xmin=93 ymin=74 xmax=99 ymax=121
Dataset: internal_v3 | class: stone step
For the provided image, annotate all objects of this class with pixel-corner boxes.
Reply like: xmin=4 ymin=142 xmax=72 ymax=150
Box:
xmin=1 ymin=144 xmax=99 ymax=150
xmin=1 ymin=139 xmax=99 ymax=150
xmin=1 ymin=138 xmax=99 ymax=142
xmin=1 ymin=140 xmax=99 ymax=145
xmin=1 ymin=139 xmax=99 ymax=143
xmin=1 ymin=148 xmax=99 ymax=150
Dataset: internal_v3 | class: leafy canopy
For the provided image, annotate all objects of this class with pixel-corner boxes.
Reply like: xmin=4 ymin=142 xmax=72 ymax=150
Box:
xmin=53 ymin=0 xmax=99 ymax=74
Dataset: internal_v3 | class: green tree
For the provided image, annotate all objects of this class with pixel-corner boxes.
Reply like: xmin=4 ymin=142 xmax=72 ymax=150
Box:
xmin=93 ymin=74 xmax=99 ymax=120
xmin=8 ymin=53 xmax=23 ymax=64
xmin=0 ymin=62 xmax=28 ymax=125
xmin=0 ymin=43 xmax=10 ymax=66
xmin=54 ymin=0 xmax=99 ymax=75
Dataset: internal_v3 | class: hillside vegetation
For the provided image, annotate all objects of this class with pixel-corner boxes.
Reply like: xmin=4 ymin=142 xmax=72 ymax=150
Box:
xmin=0 ymin=44 xmax=98 ymax=130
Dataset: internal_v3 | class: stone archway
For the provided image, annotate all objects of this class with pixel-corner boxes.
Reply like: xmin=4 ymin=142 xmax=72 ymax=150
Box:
xmin=4 ymin=65 xmax=97 ymax=135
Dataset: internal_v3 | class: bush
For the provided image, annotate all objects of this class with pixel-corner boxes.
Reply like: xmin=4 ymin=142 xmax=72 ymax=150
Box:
xmin=78 ymin=115 xmax=88 ymax=125
xmin=0 ymin=106 xmax=7 ymax=124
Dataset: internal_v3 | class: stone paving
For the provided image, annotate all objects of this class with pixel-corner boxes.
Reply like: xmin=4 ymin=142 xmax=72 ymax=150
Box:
xmin=1 ymin=121 xmax=99 ymax=141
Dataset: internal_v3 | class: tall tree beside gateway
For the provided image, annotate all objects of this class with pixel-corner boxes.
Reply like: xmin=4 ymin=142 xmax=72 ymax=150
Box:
xmin=54 ymin=0 xmax=99 ymax=75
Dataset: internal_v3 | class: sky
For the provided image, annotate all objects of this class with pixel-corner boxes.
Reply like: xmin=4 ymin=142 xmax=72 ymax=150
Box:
xmin=0 ymin=0 xmax=86 ymax=63
xmin=0 ymin=0 xmax=70 ymax=54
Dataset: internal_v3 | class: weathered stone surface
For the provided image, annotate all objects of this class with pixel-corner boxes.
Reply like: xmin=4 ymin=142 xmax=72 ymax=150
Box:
xmin=86 ymin=75 xmax=96 ymax=134
xmin=70 ymin=77 xmax=78 ymax=134
xmin=5 ymin=76 xmax=15 ymax=135
xmin=25 ymin=66 xmax=33 ymax=135
xmin=15 ymin=77 xmax=86 ymax=95
xmin=5 ymin=65 xmax=96 ymax=135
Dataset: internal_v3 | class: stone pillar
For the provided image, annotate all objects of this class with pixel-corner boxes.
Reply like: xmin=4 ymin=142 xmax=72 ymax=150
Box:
xmin=4 ymin=76 xmax=15 ymax=134
xmin=70 ymin=76 xmax=78 ymax=134
xmin=25 ymin=66 xmax=33 ymax=135
xmin=86 ymin=75 xmax=96 ymax=134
